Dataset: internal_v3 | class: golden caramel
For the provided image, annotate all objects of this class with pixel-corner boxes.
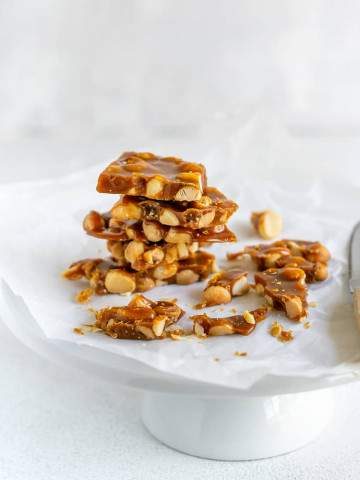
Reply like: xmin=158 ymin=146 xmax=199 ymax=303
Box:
xmin=97 ymin=152 xmax=207 ymax=201
xmin=191 ymin=307 xmax=268 ymax=337
xmin=95 ymin=294 xmax=184 ymax=340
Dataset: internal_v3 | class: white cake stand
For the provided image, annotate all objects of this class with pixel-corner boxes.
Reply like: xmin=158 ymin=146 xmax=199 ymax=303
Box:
xmin=0 ymin=284 xmax=356 ymax=461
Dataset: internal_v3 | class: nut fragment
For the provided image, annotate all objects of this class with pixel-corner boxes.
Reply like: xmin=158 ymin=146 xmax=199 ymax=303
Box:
xmin=165 ymin=229 xmax=192 ymax=244
xmin=159 ymin=208 xmax=180 ymax=226
xmin=136 ymin=325 xmax=156 ymax=339
xmin=153 ymin=263 xmax=178 ymax=280
xmin=194 ymin=322 xmax=206 ymax=337
xmin=75 ymin=288 xmax=94 ymax=304
xmin=143 ymin=247 xmax=165 ymax=265
xmin=111 ymin=202 xmax=142 ymax=221
xmin=281 ymin=267 xmax=305 ymax=282
xmin=174 ymin=186 xmax=201 ymax=202
xmin=104 ymin=270 xmax=136 ymax=294
xmin=176 ymin=269 xmax=200 ymax=285
xmin=251 ymin=210 xmax=283 ymax=240
xmin=83 ymin=210 xmax=105 ymax=232
xmin=203 ymin=285 xmax=232 ymax=305
xmin=143 ymin=221 xmax=164 ymax=242
xmin=243 ymin=310 xmax=256 ymax=325
xmin=208 ymin=324 xmax=234 ymax=336
xmin=264 ymin=294 xmax=274 ymax=307
xmin=231 ymin=276 xmax=249 ymax=296
xmin=146 ymin=177 xmax=164 ymax=198
xmin=284 ymin=296 xmax=304 ymax=320
xmin=176 ymin=243 xmax=189 ymax=259
xmin=124 ymin=241 xmax=145 ymax=264
xmin=264 ymin=253 xmax=282 ymax=268
xmin=270 ymin=321 xmax=282 ymax=338
xmin=136 ymin=277 xmax=155 ymax=292
xmin=152 ymin=315 xmax=166 ymax=337
xmin=198 ymin=210 xmax=216 ymax=228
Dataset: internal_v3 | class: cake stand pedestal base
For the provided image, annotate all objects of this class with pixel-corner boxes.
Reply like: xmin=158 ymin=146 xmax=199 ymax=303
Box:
xmin=142 ymin=388 xmax=334 ymax=460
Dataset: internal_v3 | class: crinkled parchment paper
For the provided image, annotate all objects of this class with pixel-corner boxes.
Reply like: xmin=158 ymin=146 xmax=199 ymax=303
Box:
xmin=1 ymin=121 xmax=360 ymax=392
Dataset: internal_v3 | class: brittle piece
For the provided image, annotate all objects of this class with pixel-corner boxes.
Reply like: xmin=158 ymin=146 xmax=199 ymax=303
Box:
xmin=254 ymin=267 xmax=308 ymax=321
xmin=63 ymin=251 xmax=216 ymax=298
xmin=107 ymin=239 xmax=200 ymax=271
xmin=275 ymin=255 xmax=328 ymax=282
xmin=97 ymin=152 xmax=207 ymax=201
xmin=95 ymin=294 xmax=184 ymax=340
xmin=251 ymin=210 xmax=283 ymax=240
xmin=110 ymin=187 xmax=238 ymax=229
xmin=84 ymin=210 xmax=237 ymax=244
xmin=227 ymin=239 xmax=330 ymax=282
xmin=191 ymin=307 xmax=268 ymax=337
xmin=196 ymin=269 xmax=249 ymax=308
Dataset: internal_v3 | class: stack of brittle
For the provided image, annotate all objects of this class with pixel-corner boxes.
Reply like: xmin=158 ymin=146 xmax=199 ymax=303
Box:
xmin=63 ymin=152 xmax=238 ymax=302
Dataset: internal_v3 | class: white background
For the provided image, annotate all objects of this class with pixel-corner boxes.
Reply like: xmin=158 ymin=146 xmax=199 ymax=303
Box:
xmin=1 ymin=1 xmax=360 ymax=479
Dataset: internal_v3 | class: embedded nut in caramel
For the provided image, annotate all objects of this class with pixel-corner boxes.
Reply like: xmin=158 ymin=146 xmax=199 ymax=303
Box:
xmin=105 ymin=270 xmax=136 ymax=294
xmin=251 ymin=210 xmax=283 ymax=240
xmin=255 ymin=267 xmax=308 ymax=321
xmin=198 ymin=269 xmax=249 ymax=308
xmin=203 ymin=285 xmax=232 ymax=306
xmin=176 ymin=269 xmax=200 ymax=285
xmin=159 ymin=208 xmax=180 ymax=226
xmin=97 ymin=152 xmax=206 ymax=201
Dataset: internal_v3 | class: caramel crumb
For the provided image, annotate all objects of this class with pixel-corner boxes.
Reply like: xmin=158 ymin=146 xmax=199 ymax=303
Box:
xmin=234 ymin=351 xmax=247 ymax=357
xmin=279 ymin=330 xmax=294 ymax=342
xmin=230 ymin=307 xmax=237 ymax=314
xmin=75 ymin=288 xmax=94 ymax=304
xmin=73 ymin=324 xmax=102 ymax=336
xmin=213 ymin=357 xmax=220 ymax=362
xmin=304 ymin=321 xmax=312 ymax=329
xmin=308 ymin=301 xmax=318 ymax=308
xmin=269 ymin=321 xmax=294 ymax=342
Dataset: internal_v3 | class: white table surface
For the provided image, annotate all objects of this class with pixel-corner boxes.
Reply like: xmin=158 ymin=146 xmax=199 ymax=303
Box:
xmin=1 ymin=136 xmax=360 ymax=480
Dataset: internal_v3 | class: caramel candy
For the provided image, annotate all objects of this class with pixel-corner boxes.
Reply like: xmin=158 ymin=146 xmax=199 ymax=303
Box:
xmin=227 ymin=239 xmax=330 ymax=282
xmin=275 ymin=255 xmax=328 ymax=283
xmin=191 ymin=307 xmax=268 ymax=337
xmin=95 ymin=294 xmax=184 ymax=340
xmin=254 ymin=267 xmax=308 ymax=321
xmin=96 ymin=152 xmax=207 ymax=201
xmin=84 ymin=210 xmax=237 ymax=244
xmin=196 ymin=269 xmax=249 ymax=308
xmin=251 ymin=210 xmax=283 ymax=240
xmin=63 ymin=250 xmax=217 ymax=298
xmin=107 ymin=239 xmax=200 ymax=271
xmin=111 ymin=187 xmax=238 ymax=229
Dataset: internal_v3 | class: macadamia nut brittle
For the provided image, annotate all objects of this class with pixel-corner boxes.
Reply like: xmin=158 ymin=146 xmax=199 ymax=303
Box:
xmin=191 ymin=307 xmax=268 ymax=337
xmin=228 ymin=239 xmax=330 ymax=282
xmin=97 ymin=152 xmax=207 ymax=201
xmin=107 ymin=239 xmax=200 ymax=271
xmin=110 ymin=186 xmax=238 ymax=229
xmin=63 ymin=250 xmax=217 ymax=299
xmin=196 ymin=269 xmax=249 ymax=308
xmin=254 ymin=267 xmax=308 ymax=321
xmin=84 ymin=210 xmax=237 ymax=244
xmin=95 ymin=294 xmax=184 ymax=340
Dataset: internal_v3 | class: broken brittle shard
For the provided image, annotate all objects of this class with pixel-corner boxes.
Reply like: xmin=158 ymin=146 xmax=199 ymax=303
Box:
xmin=96 ymin=152 xmax=207 ymax=201
xmin=254 ymin=267 xmax=308 ymax=321
xmin=94 ymin=294 xmax=184 ymax=340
